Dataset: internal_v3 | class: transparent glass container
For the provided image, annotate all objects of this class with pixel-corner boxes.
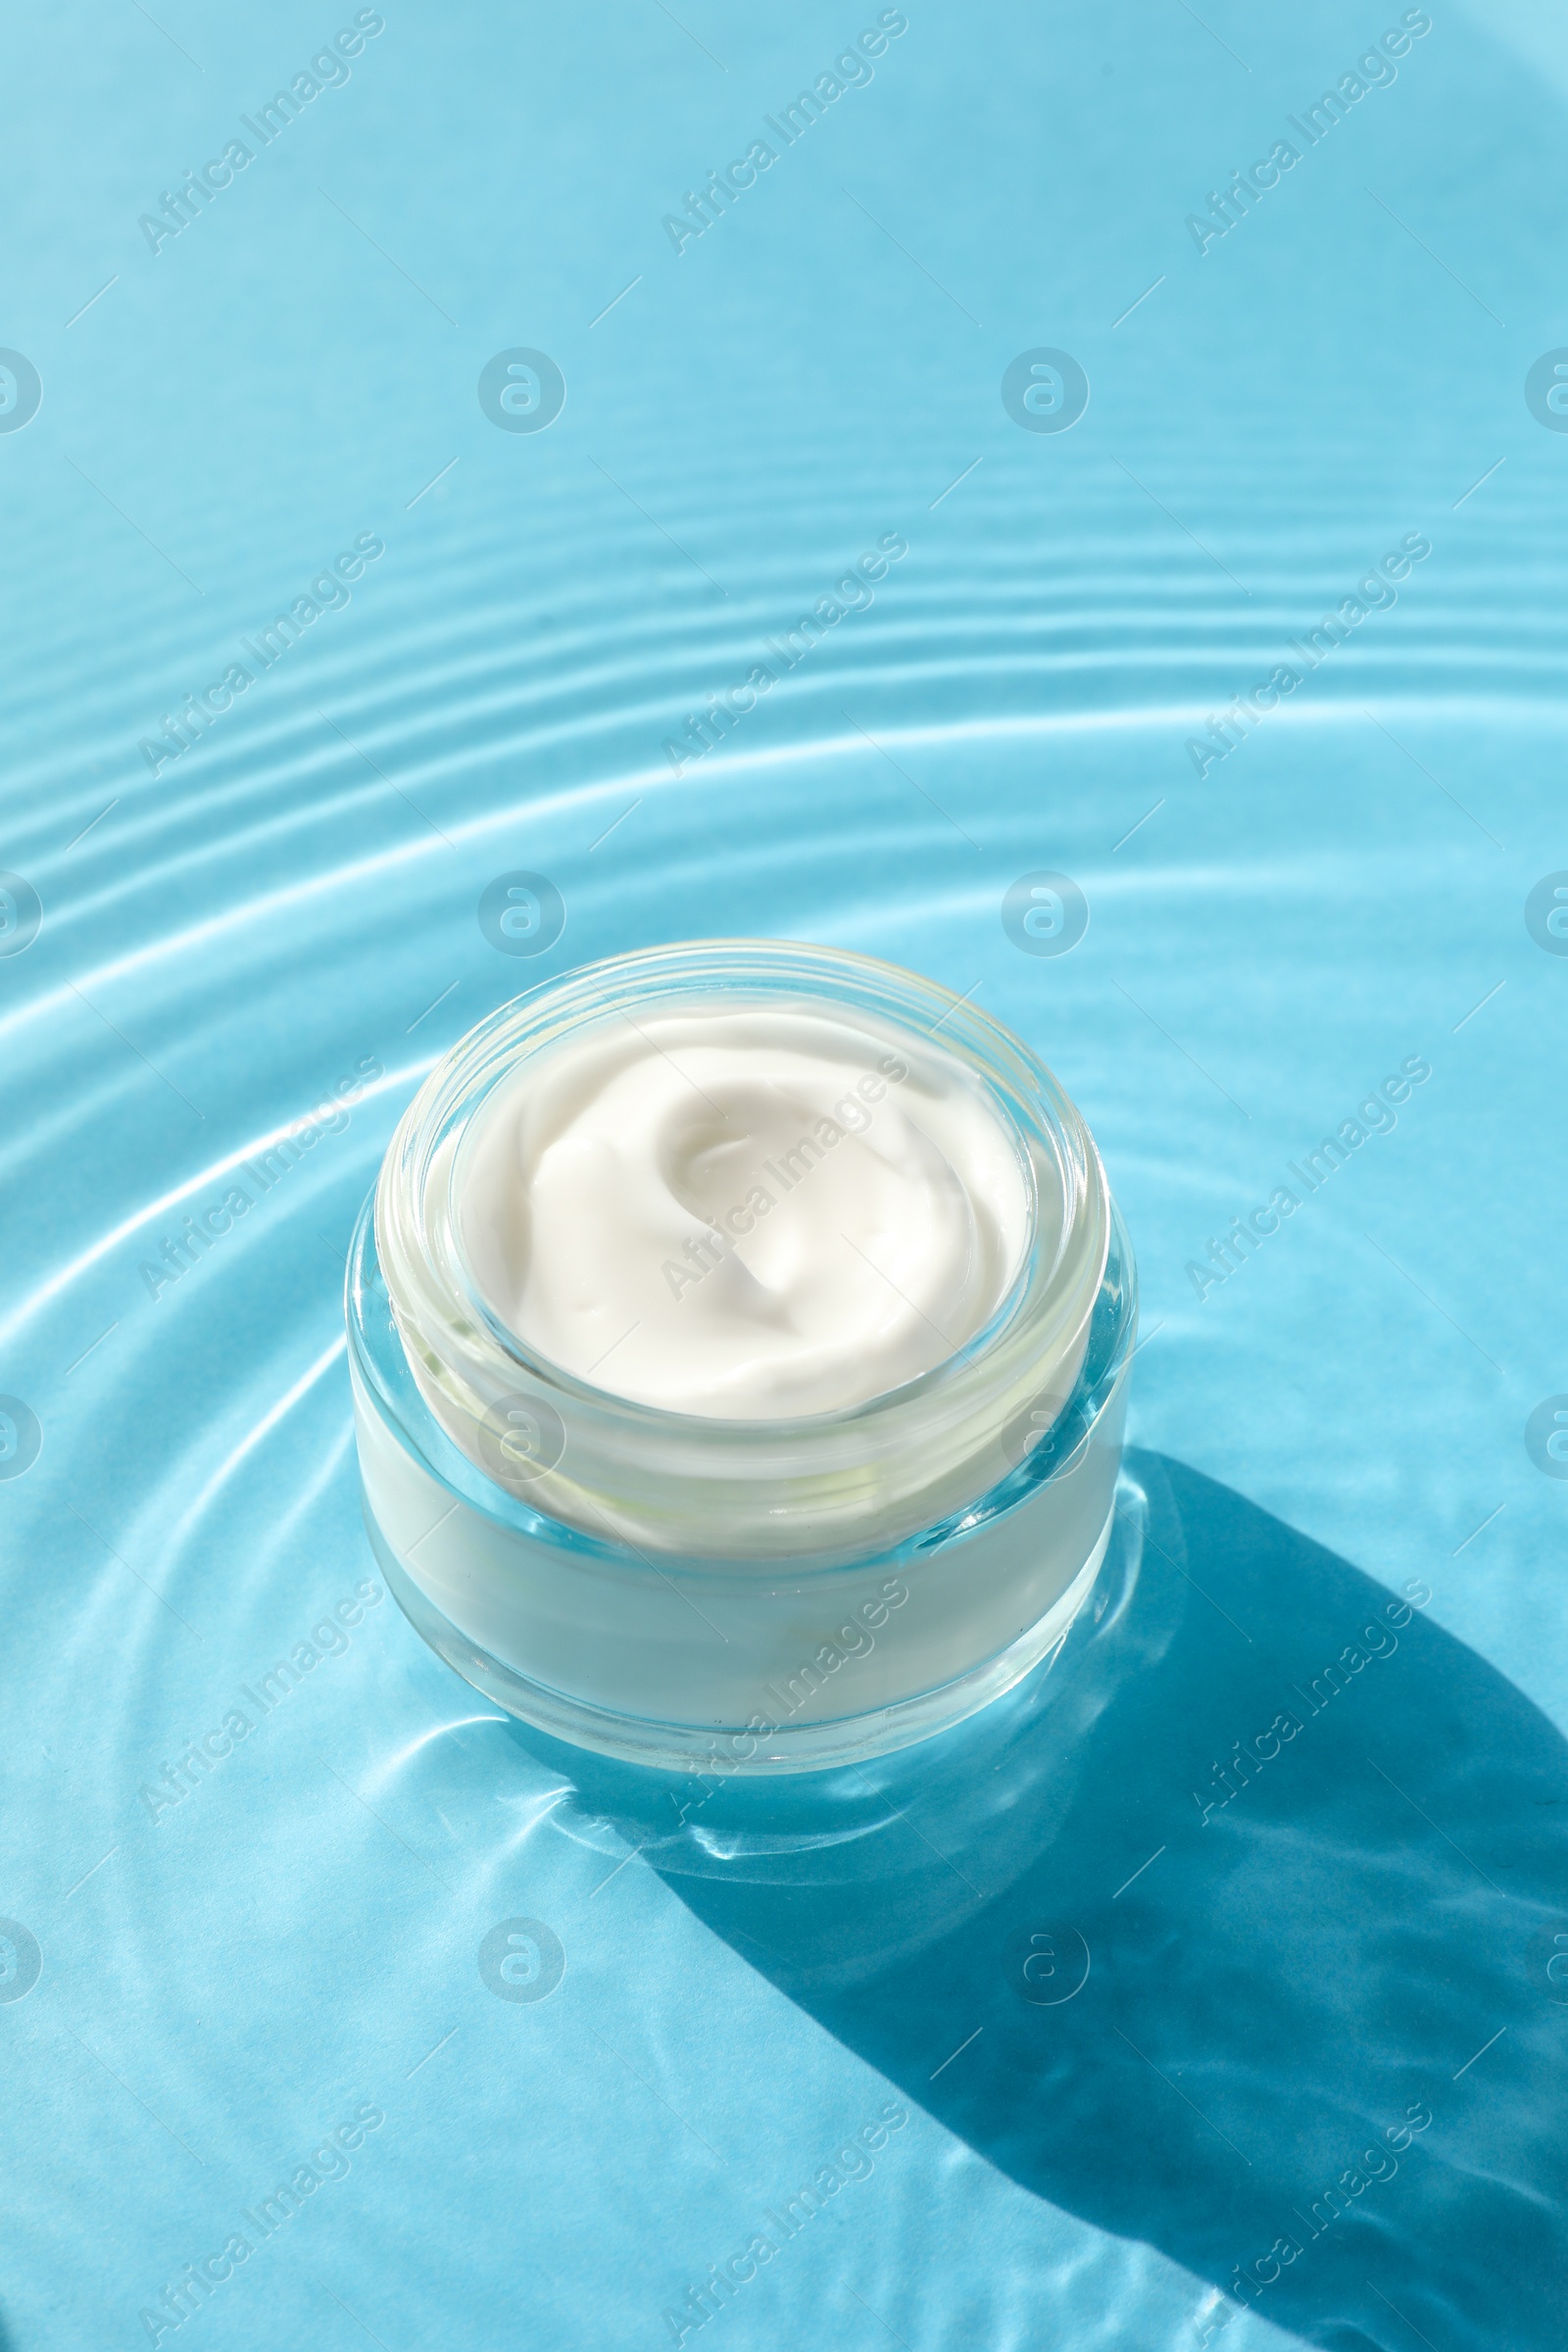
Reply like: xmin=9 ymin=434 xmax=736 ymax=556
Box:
xmin=346 ymin=941 xmax=1137 ymax=1773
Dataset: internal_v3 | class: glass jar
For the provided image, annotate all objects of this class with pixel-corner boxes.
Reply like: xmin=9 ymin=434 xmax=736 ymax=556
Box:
xmin=346 ymin=941 xmax=1137 ymax=1772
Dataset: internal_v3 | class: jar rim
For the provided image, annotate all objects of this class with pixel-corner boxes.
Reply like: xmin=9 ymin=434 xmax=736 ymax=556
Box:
xmin=373 ymin=940 xmax=1113 ymax=1560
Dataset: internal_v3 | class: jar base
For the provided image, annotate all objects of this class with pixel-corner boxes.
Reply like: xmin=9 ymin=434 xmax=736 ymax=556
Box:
xmin=362 ymin=1490 xmax=1116 ymax=1776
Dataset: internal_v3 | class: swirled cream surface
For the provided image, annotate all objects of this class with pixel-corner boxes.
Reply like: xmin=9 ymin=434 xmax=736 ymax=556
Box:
xmin=455 ymin=1002 xmax=1032 ymax=1418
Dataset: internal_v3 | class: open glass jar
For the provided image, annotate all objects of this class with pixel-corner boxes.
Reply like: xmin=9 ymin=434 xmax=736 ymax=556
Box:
xmin=346 ymin=941 xmax=1136 ymax=1772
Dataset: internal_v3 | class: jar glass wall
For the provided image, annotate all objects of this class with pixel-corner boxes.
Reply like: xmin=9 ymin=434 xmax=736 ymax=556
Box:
xmin=347 ymin=942 xmax=1137 ymax=1773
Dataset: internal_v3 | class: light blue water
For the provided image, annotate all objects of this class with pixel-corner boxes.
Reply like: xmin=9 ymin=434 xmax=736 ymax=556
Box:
xmin=3 ymin=4 xmax=1566 ymax=2346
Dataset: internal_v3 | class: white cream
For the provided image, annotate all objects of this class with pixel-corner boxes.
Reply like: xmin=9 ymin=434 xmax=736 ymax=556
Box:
xmin=455 ymin=1003 xmax=1032 ymax=1419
